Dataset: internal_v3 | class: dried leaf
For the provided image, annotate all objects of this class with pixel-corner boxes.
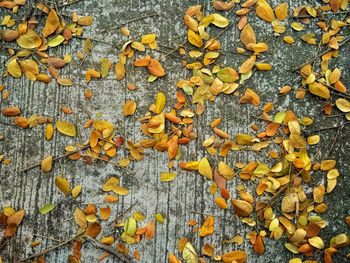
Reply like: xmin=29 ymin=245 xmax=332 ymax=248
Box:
xmin=182 ymin=242 xmax=198 ymax=263
xmin=17 ymin=29 xmax=42 ymax=49
xmin=199 ymin=215 xmax=214 ymax=237
xmin=55 ymin=176 xmax=71 ymax=195
xmin=221 ymin=250 xmax=247 ymax=263
xmin=148 ymin=59 xmax=165 ymax=77
xmin=335 ymin=98 xmax=350 ymax=112
xmin=155 ymin=92 xmax=166 ymax=114
xmin=198 ymin=157 xmax=213 ymax=179
xmin=43 ymin=9 xmax=60 ymax=37
xmin=123 ymin=100 xmax=137 ymax=116
xmin=240 ymin=24 xmax=256 ymax=50
xmin=188 ymin=29 xmax=203 ymax=47
xmin=7 ymin=59 xmax=22 ymax=78
xmin=41 ymin=155 xmax=53 ymax=172
xmin=56 ymin=120 xmax=77 ymax=137
xmin=160 ymin=172 xmax=176 ymax=182
xmin=256 ymin=0 xmax=275 ymax=22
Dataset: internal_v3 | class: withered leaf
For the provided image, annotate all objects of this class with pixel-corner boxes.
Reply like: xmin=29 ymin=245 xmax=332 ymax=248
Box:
xmin=43 ymin=9 xmax=60 ymax=37
xmin=56 ymin=120 xmax=77 ymax=137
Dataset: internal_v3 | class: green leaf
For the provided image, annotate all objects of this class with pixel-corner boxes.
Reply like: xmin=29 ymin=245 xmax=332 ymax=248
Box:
xmin=39 ymin=204 xmax=56 ymax=215
xmin=47 ymin=35 xmax=65 ymax=47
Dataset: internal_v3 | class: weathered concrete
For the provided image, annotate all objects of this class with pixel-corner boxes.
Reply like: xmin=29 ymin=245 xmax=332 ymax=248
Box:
xmin=0 ymin=0 xmax=350 ymax=262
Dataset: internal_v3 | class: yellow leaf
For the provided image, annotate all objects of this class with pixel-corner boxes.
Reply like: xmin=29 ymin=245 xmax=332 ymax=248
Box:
xmin=45 ymin=124 xmax=54 ymax=140
xmin=102 ymin=177 xmax=119 ymax=192
xmin=217 ymin=67 xmax=239 ymax=82
xmin=17 ymin=29 xmax=42 ymax=49
xmin=7 ymin=59 xmax=22 ymax=78
xmin=74 ymin=207 xmax=87 ymax=228
xmin=308 ymin=236 xmax=325 ymax=249
xmin=154 ymin=213 xmax=164 ymax=224
xmin=72 ymin=185 xmax=82 ymax=198
xmin=155 ymin=92 xmax=166 ymax=114
xmin=275 ymin=3 xmax=288 ymax=21
xmin=211 ymin=13 xmax=229 ymax=28
xmin=221 ymin=250 xmax=247 ymax=263
xmin=56 ymin=120 xmax=77 ymax=137
xmin=57 ymin=78 xmax=73 ymax=86
xmin=112 ymin=185 xmax=129 ymax=195
xmin=78 ymin=16 xmax=94 ymax=26
xmin=309 ymin=82 xmax=330 ymax=99
xmin=335 ymin=98 xmax=350 ymax=112
xmin=43 ymin=9 xmax=60 ymax=37
xmin=141 ymin=33 xmax=156 ymax=44
xmin=198 ymin=157 xmax=212 ymax=179
xmin=160 ymin=172 xmax=176 ymax=182
xmin=218 ymin=161 xmax=234 ymax=179
xmin=240 ymin=24 xmax=256 ymax=50
xmin=256 ymin=0 xmax=275 ymax=22
xmin=115 ymin=62 xmax=125 ymax=80
xmin=188 ymin=29 xmax=203 ymax=47
xmin=239 ymin=55 xmax=256 ymax=74
xmin=236 ymin=134 xmax=255 ymax=145
xmin=41 ymin=155 xmax=53 ymax=172
xmin=55 ymin=176 xmax=71 ymax=195
xmin=100 ymin=58 xmax=112 ymax=78
xmin=182 ymin=242 xmax=198 ymax=263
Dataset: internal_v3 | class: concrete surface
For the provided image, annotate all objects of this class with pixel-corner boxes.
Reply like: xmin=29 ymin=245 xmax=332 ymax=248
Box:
xmin=0 ymin=0 xmax=349 ymax=262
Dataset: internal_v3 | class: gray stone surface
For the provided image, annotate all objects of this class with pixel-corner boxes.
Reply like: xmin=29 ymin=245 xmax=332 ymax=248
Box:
xmin=0 ymin=0 xmax=350 ymax=262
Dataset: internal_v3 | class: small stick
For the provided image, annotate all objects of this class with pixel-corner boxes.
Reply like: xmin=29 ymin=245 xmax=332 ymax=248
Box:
xmin=17 ymin=231 xmax=85 ymax=262
xmin=291 ymin=10 xmax=350 ymax=19
xmin=20 ymin=145 xmax=89 ymax=173
xmin=101 ymin=13 xmax=164 ymax=33
xmin=0 ymin=120 xmax=17 ymax=127
xmin=86 ymin=236 xmax=131 ymax=263
xmin=292 ymin=35 xmax=350 ymax=71
xmin=307 ymin=121 xmax=350 ymax=134
xmin=32 ymin=233 xmax=63 ymax=243
xmin=115 ymin=201 xmax=139 ymax=222
xmin=58 ymin=0 xmax=83 ymax=8
xmin=327 ymin=126 xmax=342 ymax=157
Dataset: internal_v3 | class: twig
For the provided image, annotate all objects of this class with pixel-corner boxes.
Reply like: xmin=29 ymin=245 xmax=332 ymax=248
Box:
xmin=291 ymin=10 xmax=350 ymax=19
xmin=307 ymin=121 xmax=350 ymax=134
xmin=0 ymin=120 xmax=17 ymax=127
xmin=17 ymin=231 xmax=85 ymax=262
xmin=20 ymin=145 xmax=89 ymax=173
xmin=32 ymin=234 xmax=63 ymax=243
xmin=326 ymin=126 xmax=342 ymax=157
xmin=58 ymin=0 xmax=83 ymax=8
xmin=86 ymin=236 xmax=132 ymax=263
xmin=115 ymin=201 xmax=139 ymax=222
xmin=292 ymin=35 xmax=350 ymax=71
xmin=258 ymin=150 xmax=321 ymax=216
xmin=101 ymin=13 xmax=164 ymax=33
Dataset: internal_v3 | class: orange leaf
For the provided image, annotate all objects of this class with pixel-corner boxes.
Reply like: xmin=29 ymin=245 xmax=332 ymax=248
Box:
xmin=148 ymin=59 xmax=165 ymax=77
xmin=86 ymin=222 xmax=102 ymax=238
xmin=199 ymin=215 xmax=214 ymax=237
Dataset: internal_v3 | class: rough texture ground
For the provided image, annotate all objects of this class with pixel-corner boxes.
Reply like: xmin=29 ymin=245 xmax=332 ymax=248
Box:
xmin=0 ymin=0 xmax=349 ymax=262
